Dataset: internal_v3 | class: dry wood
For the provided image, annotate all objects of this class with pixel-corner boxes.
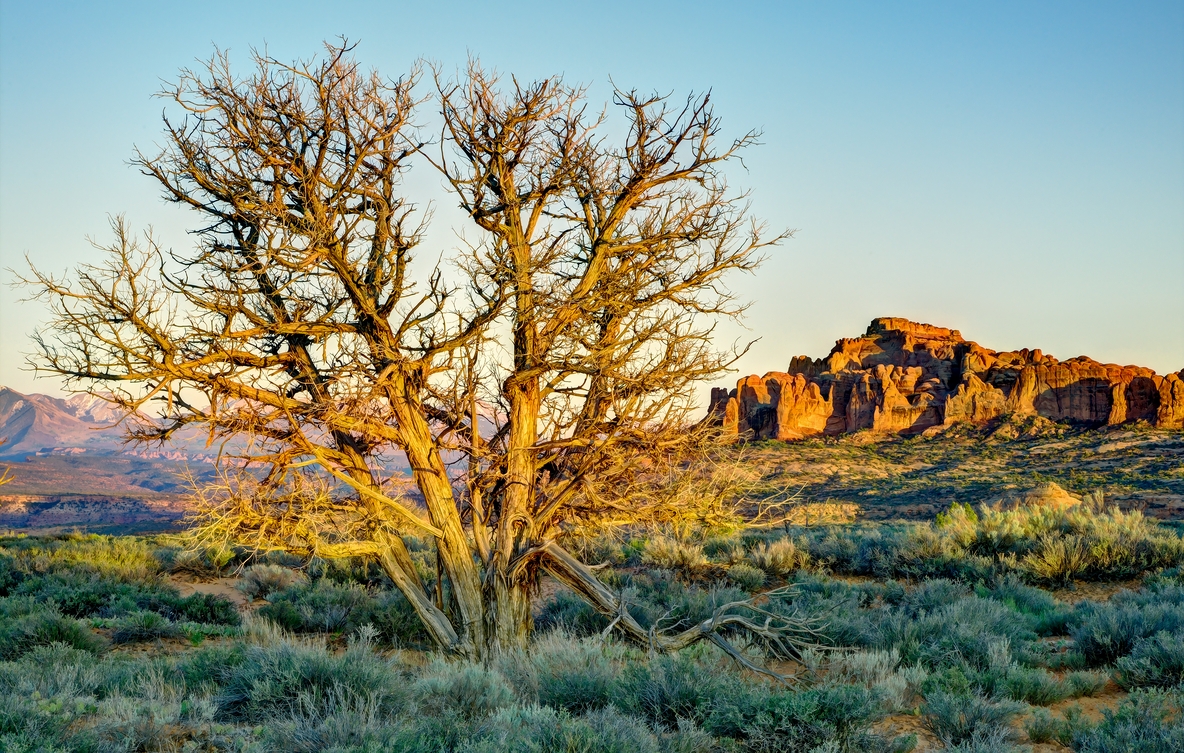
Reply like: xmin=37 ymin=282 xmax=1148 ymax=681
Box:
xmin=23 ymin=42 xmax=811 ymax=662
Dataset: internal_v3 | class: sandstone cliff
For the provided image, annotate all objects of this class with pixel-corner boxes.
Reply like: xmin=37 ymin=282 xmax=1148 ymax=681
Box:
xmin=708 ymin=318 xmax=1184 ymax=440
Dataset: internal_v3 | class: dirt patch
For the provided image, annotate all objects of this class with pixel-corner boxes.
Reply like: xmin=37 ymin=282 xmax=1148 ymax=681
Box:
xmin=170 ymin=574 xmax=254 ymax=610
xmin=1051 ymin=579 xmax=1142 ymax=604
xmin=1045 ymin=685 xmax=1129 ymax=725
xmin=874 ymin=713 xmax=941 ymax=750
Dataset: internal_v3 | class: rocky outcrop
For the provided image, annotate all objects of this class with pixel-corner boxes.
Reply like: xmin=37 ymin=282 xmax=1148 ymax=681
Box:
xmin=708 ymin=318 xmax=1184 ymax=440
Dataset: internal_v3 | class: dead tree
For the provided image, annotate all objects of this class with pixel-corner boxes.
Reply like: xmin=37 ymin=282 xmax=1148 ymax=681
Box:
xmin=23 ymin=44 xmax=796 ymax=659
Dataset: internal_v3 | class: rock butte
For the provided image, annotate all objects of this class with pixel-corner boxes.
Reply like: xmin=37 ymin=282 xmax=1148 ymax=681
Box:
xmin=707 ymin=317 xmax=1184 ymax=440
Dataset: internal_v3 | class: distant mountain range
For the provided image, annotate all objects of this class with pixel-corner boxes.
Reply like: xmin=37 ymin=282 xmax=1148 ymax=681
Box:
xmin=0 ymin=386 xmax=232 ymax=532
xmin=0 ymin=386 xmax=230 ymax=462
xmin=0 ymin=386 xmax=413 ymax=533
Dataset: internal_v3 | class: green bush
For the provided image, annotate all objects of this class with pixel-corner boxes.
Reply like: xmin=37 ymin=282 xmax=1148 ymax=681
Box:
xmin=922 ymin=691 xmax=1022 ymax=747
xmin=742 ymin=683 xmax=892 ymax=753
xmin=459 ymin=705 xmax=676 ymax=753
xmin=0 ymin=533 xmax=160 ymax=582
xmin=790 ymin=497 xmax=1184 ymax=585
xmin=614 ymin=647 xmax=748 ymax=730
xmin=110 ymin=610 xmax=180 ymax=644
xmin=13 ymin=571 xmax=239 ymax=625
xmin=178 ymin=641 xmax=245 ymax=692
xmin=536 ymin=588 xmax=610 ymax=636
xmin=727 ymin=563 xmax=767 ymax=592
xmin=1114 ymin=631 xmax=1184 ymax=689
xmin=1070 ymin=587 xmax=1184 ymax=666
xmin=747 ymin=538 xmax=809 ymax=578
xmin=414 ymin=660 xmax=514 ymax=720
xmin=170 ymin=592 xmax=240 ymax=625
xmin=258 ymin=579 xmax=373 ymax=633
xmin=940 ymin=726 xmax=1025 ymax=752
xmin=641 ymin=536 xmax=709 ymax=575
xmin=216 ymin=633 xmax=408 ymax=722
xmin=351 ymin=588 xmax=428 ymax=647
xmin=0 ymin=602 xmax=104 ymax=658
xmin=1072 ymin=688 xmax=1184 ymax=753
xmin=1025 ymin=707 xmax=1072 ymax=745
xmin=237 ymin=564 xmax=308 ymax=601
xmin=496 ymin=631 xmax=621 ymax=713
xmin=994 ymin=665 xmax=1069 ymax=705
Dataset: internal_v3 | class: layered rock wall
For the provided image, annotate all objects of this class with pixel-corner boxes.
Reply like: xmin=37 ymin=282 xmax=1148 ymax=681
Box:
xmin=708 ymin=318 xmax=1184 ymax=440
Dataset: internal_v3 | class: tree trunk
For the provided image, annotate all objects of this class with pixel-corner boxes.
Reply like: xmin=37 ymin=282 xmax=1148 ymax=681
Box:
xmin=388 ymin=380 xmax=488 ymax=656
xmin=489 ymin=573 xmax=533 ymax=652
xmin=373 ymin=532 xmax=463 ymax=651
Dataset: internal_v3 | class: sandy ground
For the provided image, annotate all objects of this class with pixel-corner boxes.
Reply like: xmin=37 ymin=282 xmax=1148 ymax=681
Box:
xmin=170 ymin=574 xmax=255 ymax=610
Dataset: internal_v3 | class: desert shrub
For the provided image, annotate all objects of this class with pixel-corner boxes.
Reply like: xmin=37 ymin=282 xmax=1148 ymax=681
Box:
xmin=0 ymin=601 xmax=104 ymax=658
xmin=621 ymin=572 xmax=750 ymax=631
xmin=88 ymin=660 xmax=213 ymax=753
xmin=306 ymin=555 xmax=394 ymax=589
xmin=1063 ymin=670 xmax=1109 ymax=697
xmin=0 ymin=642 xmax=104 ymax=696
xmin=727 ymin=563 xmax=767 ymax=592
xmin=217 ymin=632 xmax=407 ymax=721
xmin=703 ymin=535 xmax=746 ymax=565
xmin=922 ymin=690 xmax=1022 ymax=747
xmin=414 ymin=660 xmax=514 ymax=720
xmin=0 ymin=641 xmax=117 ymax=752
xmin=496 ymin=631 xmax=621 ymax=713
xmin=14 ymin=571 xmax=166 ymax=618
xmin=0 ymin=533 xmax=160 ymax=582
xmin=538 ymin=570 xmax=754 ymax=637
xmin=258 ymin=579 xmax=373 ymax=633
xmin=980 ymin=575 xmax=1072 ymax=636
xmin=898 ymin=579 xmax=968 ymax=615
xmin=980 ymin=574 xmax=1056 ymax=615
xmin=791 ymin=495 xmax=1184 ymax=585
xmin=237 ymin=564 xmax=307 ymax=600
xmin=807 ymin=528 xmax=862 ymax=571
xmin=535 ymin=588 xmax=610 ymax=636
xmin=1072 ymin=687 xmax=1184 ymax=753
xmin=641 ymin=536 xmax=709 ymax=575
xmin=568 ymin=532 xmax=630 ymax=567
xmin=940 ymin=726 xmax=1025 ymax=753
xmin=463 ymin=705 xmax=717 ymax=753
xmin=614 ymin=646 xmax=749 ymax=730
xmin=807 ymin=648 xmax=927 ymax=713
xmin=993 ymin=665 xmax=1069 ymax=705
xmin=460 ymin=705 xmax=670 ymax=753
xmin=741 ymin=683 xmax=891 ymax=753
xmin=747 ymin=538 xmax=809 ymax=578
xmin=0 ymin=694 xmax=98 ymax=752
xmin=901 ymin=597 xmax=1032 ymax=670
xmin=13 ymin=571 xmax=238 ymax=625
xmin=111 ymin=610 xmax=180 ymax=644
xmin=357 ymin=587 xmax=432 ymax=647
xmin=1025 ymin=707 xmax=1072 ymax=745
xmin=262 ymin=693 xmax=402 ymax=753
xmin=178 ymin=641 xmax=246 ymax=692
xmin=1114 ymin=631 xmax=1184 ymax=689
xmin=1021 ymin=534 xmax=1090 ymax=583
xmin=1070 ymin=588 xmax=1184 ymax=666
xmin=167 ymin=543 xmax=241 ymax=577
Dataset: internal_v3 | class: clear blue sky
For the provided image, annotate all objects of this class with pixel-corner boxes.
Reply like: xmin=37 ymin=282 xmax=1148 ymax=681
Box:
xmin=2 ymin=0 xmax=1182 ymax=398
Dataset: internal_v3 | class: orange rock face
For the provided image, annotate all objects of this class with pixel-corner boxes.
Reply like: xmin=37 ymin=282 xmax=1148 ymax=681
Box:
xmin=709 ymin=318 xmax=1184 ymax=440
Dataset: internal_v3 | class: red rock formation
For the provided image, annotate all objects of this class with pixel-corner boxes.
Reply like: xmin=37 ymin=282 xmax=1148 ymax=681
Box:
xmin=1158 ymin=370 xmax=1184 ymax=429
xmin=709 ymin=318 xmax=1184 ymax=440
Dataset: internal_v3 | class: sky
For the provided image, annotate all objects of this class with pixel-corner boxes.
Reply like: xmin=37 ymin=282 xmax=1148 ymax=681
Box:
xmin=1 ymin=0 xmax=1182 ymax=402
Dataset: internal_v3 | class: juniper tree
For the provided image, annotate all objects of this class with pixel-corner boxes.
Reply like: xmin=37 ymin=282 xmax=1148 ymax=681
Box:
xmin=25 ymin=43 xmax=807 ymax=660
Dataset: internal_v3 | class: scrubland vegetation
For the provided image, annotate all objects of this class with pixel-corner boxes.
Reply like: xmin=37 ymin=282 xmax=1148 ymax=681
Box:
xmin=4 ymin=484 xmax=1184 ymax=752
